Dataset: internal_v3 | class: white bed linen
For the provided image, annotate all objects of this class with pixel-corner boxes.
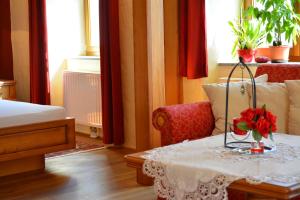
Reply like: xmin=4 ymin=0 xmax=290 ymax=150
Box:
xmin=0 ymin=100 xmax=66 ymax=128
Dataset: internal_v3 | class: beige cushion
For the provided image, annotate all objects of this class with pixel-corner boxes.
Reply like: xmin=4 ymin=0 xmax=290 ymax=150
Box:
xmin=203 ymin=74 xmax=268 ymax=135
xmin=285 ymin=80 xmax=300 ymax=135
xmin=248 ymin=82 xmax=289 ymax=133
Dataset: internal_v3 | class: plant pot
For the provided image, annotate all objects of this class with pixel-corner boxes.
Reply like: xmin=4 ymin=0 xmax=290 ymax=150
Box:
xmin=237 ymin=49 xmax=256 ymax=63
xmin=269 ymin=45 xmax=290 ymax=63
xmin=255 ymin=47 xmax=271 ymax=58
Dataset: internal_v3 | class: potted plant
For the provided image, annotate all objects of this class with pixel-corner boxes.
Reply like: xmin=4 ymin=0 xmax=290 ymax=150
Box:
xmin=229 ymin=19 xmax=266 ymax=62
xmin=247 ymin=0 xmax=300 ymax=62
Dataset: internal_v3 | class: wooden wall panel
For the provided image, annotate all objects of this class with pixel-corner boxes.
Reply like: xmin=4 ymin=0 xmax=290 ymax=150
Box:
xmin=119 ymin=0 xmax=136 ymax=149
xmin=133 ymin=0 xmax=150 ymax=151
xmin=121 ymin=0 xmax=178 ymax=149
xmin=163 ymin=0 xmax=180 ymax=105
xmin=244 ymin=0 xmax=253 ymax=9
xmin=147 ymin=0 xmax=165 ymax=148
xmin=289 ymin=2 xmax=300 ymax=62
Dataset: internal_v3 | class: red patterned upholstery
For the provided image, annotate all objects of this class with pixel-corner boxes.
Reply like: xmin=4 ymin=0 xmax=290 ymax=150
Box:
xmin=152 ymin=64 xmax=300 ymax=200
xmin=256 ymin=64 xmax=300 ymax=83
xmin=152 ymin=101 xmax=214 ymax=146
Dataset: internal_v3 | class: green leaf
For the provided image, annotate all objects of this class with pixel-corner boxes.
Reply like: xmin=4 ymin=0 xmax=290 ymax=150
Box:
xmin=252 ymin=130 xmax=262 ymax=142
xmin=265 ymin=1 xmax=272 ymax=10
xmin=267 ymin=33 xmax=273 ymax=43
xmin=237 ymin=122 xmax=249 ymax=131
xmin=254 ymin=8 xmax=260 ymax=18
xmin=269 ymin=133 xmax=274 ymax=141
xmin=246 ymin=6 xmax=254 ymax=16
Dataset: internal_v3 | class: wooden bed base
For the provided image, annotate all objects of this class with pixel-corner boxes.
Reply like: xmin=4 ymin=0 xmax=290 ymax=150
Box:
xmin=0 ymin=118 xmax=75 ymax=177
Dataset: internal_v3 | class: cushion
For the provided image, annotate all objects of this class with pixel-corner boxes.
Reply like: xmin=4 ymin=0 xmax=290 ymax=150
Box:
xmin=285 ymin=80 xmax=300 ymax=135
xmin=203 ymin=74 xmax=268 ymax=135
xmin=247 ymin=82 xmax=289 ymax=133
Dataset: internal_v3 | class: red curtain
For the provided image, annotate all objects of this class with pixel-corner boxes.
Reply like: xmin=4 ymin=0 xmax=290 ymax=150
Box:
xmin=0 ymin=0 xmax=14 ymax=80
xmin=28 ymin=0 xmax=50 ymax=105
xmin=99 ymin=0 xmax=124 ymax=145
xmin=179 ymin=0 xmax=208 ymax=79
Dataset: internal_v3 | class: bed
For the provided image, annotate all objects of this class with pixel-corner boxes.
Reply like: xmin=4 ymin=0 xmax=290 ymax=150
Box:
xmin=0 ymin=100 xmax=75 ymax=177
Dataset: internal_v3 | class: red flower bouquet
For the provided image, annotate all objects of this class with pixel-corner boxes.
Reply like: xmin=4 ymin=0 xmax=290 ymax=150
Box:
xmin=233 ymin=105 xmax=277 ymax=143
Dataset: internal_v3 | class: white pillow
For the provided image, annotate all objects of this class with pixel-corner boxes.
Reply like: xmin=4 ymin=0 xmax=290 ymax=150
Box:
xmin=247 ymin=82 xmax=289 ymax=133
xmin=203 ymin=74 xmax=268 ymax=135
xmin=285 ymin=80 xmax=300 ymax=135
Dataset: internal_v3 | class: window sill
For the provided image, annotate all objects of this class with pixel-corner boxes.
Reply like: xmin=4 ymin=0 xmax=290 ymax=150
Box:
xmin=218 ymin=61 xmax=300 ymax=67
xmin=70 ymin=56 xmax=100 ymax=60
xmin=67 ymin=56 xmax=100 ymax=73
xmin=218 ymin=62 xmax=259 ymax=67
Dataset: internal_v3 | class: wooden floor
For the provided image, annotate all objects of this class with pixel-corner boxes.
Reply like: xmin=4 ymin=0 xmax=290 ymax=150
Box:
xmin=46 ymin=133 xmax=104 ymax=158
xmin=0 ymin=148 xmax=156 ymax=200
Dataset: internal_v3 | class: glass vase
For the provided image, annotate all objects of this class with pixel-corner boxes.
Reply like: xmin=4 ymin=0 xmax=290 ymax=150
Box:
xmin=250 ymin=141 xmax=264 ymax=154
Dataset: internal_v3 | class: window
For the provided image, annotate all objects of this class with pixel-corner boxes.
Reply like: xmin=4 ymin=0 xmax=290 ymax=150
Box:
xmin=84 ymin=0 xmax=100 ymax=56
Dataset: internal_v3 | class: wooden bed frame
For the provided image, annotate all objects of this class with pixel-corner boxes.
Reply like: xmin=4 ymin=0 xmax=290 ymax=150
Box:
xmin=0 ymin=118 xmax=75 ymax=177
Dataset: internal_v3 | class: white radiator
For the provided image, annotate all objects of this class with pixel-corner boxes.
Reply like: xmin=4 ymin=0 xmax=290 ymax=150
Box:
xmin=63 ymin=70 xmax=102 ymax=128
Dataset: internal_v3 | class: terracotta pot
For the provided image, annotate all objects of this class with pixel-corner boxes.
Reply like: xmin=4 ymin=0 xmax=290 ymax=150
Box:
xmin=269 ymin=45 xmax=290 ymax=63
xmin=237 ymin=49 xmax=256 ymax=63
xmin=255 ymin=47 xmax=271 ymax=58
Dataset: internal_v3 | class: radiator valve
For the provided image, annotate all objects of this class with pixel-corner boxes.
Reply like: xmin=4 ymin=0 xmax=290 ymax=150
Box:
xmin=90 ymin=127 xmax=99 ymax=138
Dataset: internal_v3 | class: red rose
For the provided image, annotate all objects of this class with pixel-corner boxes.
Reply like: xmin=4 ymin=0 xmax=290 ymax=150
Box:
xmin=266 ymin=111 xmax=277 ymax=129
xmin=233 ymin=105 xmax=277 ymax=139
xmin=255 ymin=108 xmax=265 ymax=117
xmin=256 ymin=117 xmax=270 ymax=138
xmin=233 ymin=118 xmax=248 ymax=135
xmin=271 ymin=124 xmax=277 ymax=132
xmin=241 ymin=108 xmax=256 ymax=121
xmin=246 ymin=120 xmax=256 ymax=129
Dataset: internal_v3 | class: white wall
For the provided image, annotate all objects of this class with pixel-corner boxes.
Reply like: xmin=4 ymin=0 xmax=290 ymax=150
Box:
xmin=10 ymin=0 xmax=30 ymax=102
xmin=46 ymin=0 xmax=86 ymax=106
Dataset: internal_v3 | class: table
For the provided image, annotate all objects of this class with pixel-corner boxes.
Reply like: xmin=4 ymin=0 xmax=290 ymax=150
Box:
xmin=0 ymin=80 xmax=16 ymax=100
xmin=125 ymin=134 xmax=300 ymax=200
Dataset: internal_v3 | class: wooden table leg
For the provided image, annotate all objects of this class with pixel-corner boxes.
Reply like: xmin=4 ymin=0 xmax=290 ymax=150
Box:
xmin=136 ymin=168 xmax=153 ymax=186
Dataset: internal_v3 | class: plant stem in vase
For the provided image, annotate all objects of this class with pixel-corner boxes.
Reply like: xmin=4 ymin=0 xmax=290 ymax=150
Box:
xmin=251 ymin=141 xmax=264 ymax=154
xmin=251 ymin=130 xmax=264 ymax=154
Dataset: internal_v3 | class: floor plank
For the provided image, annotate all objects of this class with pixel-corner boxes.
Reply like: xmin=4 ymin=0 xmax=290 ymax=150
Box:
xmin=46 ymin=133 xmax=104 ymax=158
xmin=0 ymin=148 xmax=156 ymax=200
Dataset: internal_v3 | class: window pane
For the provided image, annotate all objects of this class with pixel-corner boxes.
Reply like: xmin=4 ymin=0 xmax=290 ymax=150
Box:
xmin=90 ymin=0 xmax=99 ymax=47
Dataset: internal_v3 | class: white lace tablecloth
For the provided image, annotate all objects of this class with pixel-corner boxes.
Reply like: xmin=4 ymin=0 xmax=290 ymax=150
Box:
xmin=142 ymin=133 xmax=300 ymax=200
